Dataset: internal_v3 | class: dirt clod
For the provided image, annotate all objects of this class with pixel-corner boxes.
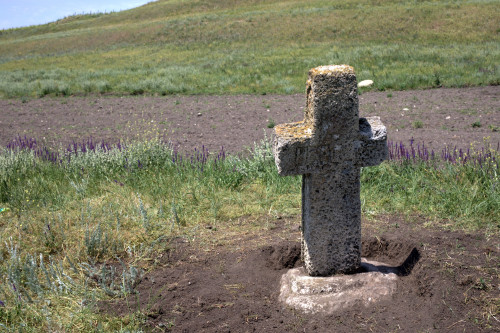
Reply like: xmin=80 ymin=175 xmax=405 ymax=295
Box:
xmin=262 ymin=243 xmax=301 ymax=270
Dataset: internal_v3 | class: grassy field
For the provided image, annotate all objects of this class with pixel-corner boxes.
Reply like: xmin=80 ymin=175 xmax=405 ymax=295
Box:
xmin=0 ymin=0 xmax=499 ymax=330
xmin=0 ymin=0 xmax=499 ymax=97
xmin=0 ymin=136 xmax=498 ymax=330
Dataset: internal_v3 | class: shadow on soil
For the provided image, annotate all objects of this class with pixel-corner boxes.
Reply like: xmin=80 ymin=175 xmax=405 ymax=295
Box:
xmin=362 ymin=237 xmax=421 ymax=276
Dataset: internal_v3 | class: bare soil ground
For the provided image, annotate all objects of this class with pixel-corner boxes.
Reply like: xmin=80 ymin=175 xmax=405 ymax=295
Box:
xmin=1 ymin=87 xmax=499 ymax=331
xmin=100 ymin=215 xmax=499 ymax=332
xmin=0 ymin=86 xmax=498 ymax=153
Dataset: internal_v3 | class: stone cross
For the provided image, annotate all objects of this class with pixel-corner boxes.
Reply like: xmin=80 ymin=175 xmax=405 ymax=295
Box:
xmin=273 ymin=65 xmax=387 ymax=276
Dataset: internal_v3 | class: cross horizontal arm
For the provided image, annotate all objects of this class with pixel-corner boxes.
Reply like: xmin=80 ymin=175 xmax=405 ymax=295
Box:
xmin=273 ymin=116 xmax=387 ymax=176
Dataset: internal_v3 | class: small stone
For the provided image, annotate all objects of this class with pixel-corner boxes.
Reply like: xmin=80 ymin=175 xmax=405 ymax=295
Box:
xmin=446 ymin=116 xmax=451 ymax=119
xmin=358 ymin=79 xmax=373 ymax=88
xmin=403 ymin=108 xmax=409 ymax=111
xmin=197 ymin=112 xmax=202 ymax=116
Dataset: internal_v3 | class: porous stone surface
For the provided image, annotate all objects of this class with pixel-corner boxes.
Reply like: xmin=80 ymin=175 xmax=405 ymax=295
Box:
xmin=279 ymin=259 xmax=398 ymax=314
xmin=273 ymin=65 xmax=387 ymax=276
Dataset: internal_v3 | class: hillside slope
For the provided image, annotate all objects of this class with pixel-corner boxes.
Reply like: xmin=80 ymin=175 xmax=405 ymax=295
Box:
xmin=0 ymin=0 xmax=498 ymax=97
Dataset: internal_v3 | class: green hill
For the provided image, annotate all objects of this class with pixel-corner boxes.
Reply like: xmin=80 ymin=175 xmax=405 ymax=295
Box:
xmin=0 ymin=0 xmax=498 ymax=97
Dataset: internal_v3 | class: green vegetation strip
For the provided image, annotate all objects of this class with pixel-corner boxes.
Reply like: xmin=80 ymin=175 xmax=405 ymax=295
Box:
xmin=0 ymin=137 xmax=498 ymax=330
xmin=1 ymin=0 xmax=499 ymax=97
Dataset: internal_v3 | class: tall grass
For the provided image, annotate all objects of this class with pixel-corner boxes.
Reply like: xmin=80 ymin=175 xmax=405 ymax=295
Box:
xmin=1 ymin=0 xmax=499 ymax=97
xmin=362 ymin=139 xmax=499 ymax=229
xmin=0 ymin=136 xmax=301 ymax=330
xmin=0 ymin=136 xmax=498 ymax=329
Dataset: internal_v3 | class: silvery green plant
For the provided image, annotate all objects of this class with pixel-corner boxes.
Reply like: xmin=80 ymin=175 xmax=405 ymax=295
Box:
xmin=3 ymin=238 xmax=75 ymax=305
xmin=170 ymin=198 xmax=181 ymax=228
xmin=70 ymin=178 xmax=88 ymax=198
xmin=0 ymin=148 xmax=36 ymax=180
xmin=84 ymin=223 xmax=109 ymax=259
xmin=235 ymin=137 xmax=274 ymax=178
xmin=137 ymin=194 xmax=150 ymax=231
xmin=80 ymin=261 xmax=142 ymax=297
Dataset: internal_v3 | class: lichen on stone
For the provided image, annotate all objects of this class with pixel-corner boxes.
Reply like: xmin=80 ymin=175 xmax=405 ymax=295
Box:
xmin=275 ymin=121 xmax=313 ymax=140
xmin=309 ymin=65 xmax=354 ymax=77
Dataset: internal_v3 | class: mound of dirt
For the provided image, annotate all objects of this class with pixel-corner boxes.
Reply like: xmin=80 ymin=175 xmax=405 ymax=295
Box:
xmin=100 ymin=218 xmax=499 ymax=332
xmin=262 ymin=243 xmax=301 ymax=270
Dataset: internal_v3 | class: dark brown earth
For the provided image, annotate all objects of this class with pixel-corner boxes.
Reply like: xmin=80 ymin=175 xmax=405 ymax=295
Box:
xmin=0 ymin=86 xmax=499 ymax=153
xmin=1 ymin=87 xmax=499 ymax=331
xmin=100 ymin=215 xmax=499 ymax=332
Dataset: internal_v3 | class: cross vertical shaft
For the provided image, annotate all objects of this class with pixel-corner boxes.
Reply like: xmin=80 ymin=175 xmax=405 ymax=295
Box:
xmin=302 ymin=168 xmax=361 ymax=275
xmin=273 ymin=65 xmax=388 ymax=276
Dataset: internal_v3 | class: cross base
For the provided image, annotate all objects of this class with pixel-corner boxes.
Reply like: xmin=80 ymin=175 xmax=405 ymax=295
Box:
xmin=279 ymin=259 xmax=398 ymax=314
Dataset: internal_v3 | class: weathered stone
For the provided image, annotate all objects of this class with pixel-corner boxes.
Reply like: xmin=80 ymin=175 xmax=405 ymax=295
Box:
xmin=279 ymin=259 xmax=398 ymax=314
xmin=273 ymin=65 xmax=387 ymax=276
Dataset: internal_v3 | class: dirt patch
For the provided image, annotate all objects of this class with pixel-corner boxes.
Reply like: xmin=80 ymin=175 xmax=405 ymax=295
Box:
xmin=0 ymin=86 xmax=498 ymax=153
xmin=262 ymin=242 xmax=301 ymax=270
xmin=100 ymin=218 xmax=499 ymax=332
